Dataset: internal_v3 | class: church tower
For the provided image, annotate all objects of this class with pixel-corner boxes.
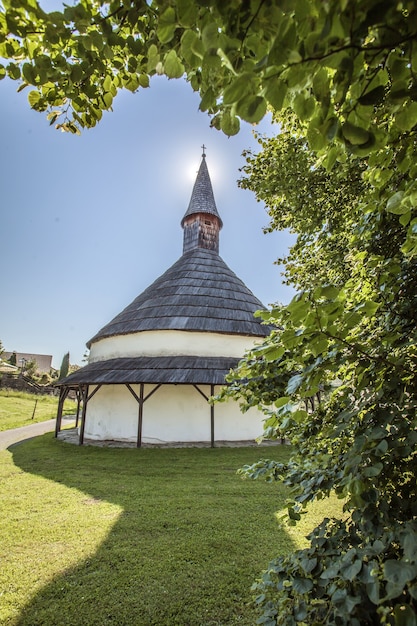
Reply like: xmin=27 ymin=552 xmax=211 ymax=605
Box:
xmin=181 ymin=147 xmax=223 ymax=254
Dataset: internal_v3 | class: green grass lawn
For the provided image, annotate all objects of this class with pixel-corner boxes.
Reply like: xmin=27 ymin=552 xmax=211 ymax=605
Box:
xmin=0 ymin=390 xmax=77 ymax=431
xmin=0 ymin=438 xmax=343 ymax=626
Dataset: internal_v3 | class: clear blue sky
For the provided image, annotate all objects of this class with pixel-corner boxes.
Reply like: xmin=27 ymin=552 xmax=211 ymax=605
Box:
xmin=1 ymin=74 xmax=295 ymax=368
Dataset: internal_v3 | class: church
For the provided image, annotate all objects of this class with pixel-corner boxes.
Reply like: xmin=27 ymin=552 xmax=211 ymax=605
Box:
xmin=55 ymin=150 xmax=272 ymax=446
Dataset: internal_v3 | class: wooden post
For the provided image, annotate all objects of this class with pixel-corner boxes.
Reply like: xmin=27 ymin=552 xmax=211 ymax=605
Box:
xmin=31 ymin=399 xmax=38 ymax=420
xmin=75 ymin=388 xmax=81 ymax=428
xmin=210 ymin=384 xmax=215 ymax=448
xmin=54 ymin=387 xmax=66 ymax=437
xmin=137 ymin=383 xmax=144 ymax=448
xmin=79 ymin=385 xmax=88 ymax=445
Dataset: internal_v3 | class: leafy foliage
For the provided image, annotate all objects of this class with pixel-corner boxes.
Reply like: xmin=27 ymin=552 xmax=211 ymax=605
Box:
xmin=218 ymin=113 xmax=417 ymax=623
xmin=2 ymin=1 xmax=417 ymax=623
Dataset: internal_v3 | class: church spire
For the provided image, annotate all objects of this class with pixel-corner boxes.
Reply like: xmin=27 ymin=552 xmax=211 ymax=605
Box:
xmin=181 ymin=149 xmax=223 ymax=254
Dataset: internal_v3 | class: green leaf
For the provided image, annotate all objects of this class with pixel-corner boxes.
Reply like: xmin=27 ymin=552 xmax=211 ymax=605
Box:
xmin=300 ymin=557 xmax=317 ymax=574
xmin=236 ymin=95 xmax=267 ymax=123
xmin=7 ymin=63 xmax=21 ymax=80
xmin=342 ymin=122 xmax=371 ymax=145
xmin=164 ymin=50 xmax=184 ymax=79
xmin=181 ymin=30 xmax=204 ymax=65
xmin=28 ymin=89 xmax=40 ymax=106
xmin=264 ymin=346 xmax=285 ymax=361
xmin=395 ymin=103 xmax=417 ymax=131
xmin=386 ymin=191 xmax=405 ymax=214
xmin=264 ymin=78 xmax=287 ymax=111
xmin=103 ymin=74 xmax=112 ymax=92
xmin=71 ymin=64 xmax=83 ymax=83
xmin=319 ymin=285 xmax=340 ymax=299
xmin=286 ymin=374 xmax=303 ymax=394
xmin=157 ymin=7 xmax=177 ymax=44
xmin=292 ymin=577 xmax=313 ymax=593
xmin=199 ymin=88 xmax=216 ymax=112
xmin=310 ymin=336 xmax=329 ymax=357
xmin=274 ymin=397 xmax=291 ymax=408
xmin=22 ymin=63 xmax=36 ymax=84
xmin=362 ymin=300 xmax=380 ymax=316
xmin=293 ymin=93 xmax=315 ymax=121
xmin=286 ymin=296 xmax=309 ymax=324
xmin=358 ymin=85 xmax=385 ymax=106
xmin=220 ymin=110 xmax=240 ymax=136
xmin=342 ymin=559 xmax=362 ymax=581
xmin=384 ymin=560 xmax=417 ymax=587
xmin=123 ymin=74 xmax=140 ymax=92
xmin=394 ymin=604 xmax=417 ymax=626
xmin=366 ymin=580 xmax=380 ymax=605
xmin=102 ymin=91 xmax=113 ymax=108
xmin=202 ymin=22 xmax=219 ymax=50
xmin=362 ymin=463 xmax=383 ymax=477
xmin=223 ymin=73 xmax=257 ymax=106
xmin=147 ymin=44 xmax=160 ymax=73
xmin=176 ymin=0 xmax=198 ymax=27
xmin=404 ymin=530 xmax=417 ymax=560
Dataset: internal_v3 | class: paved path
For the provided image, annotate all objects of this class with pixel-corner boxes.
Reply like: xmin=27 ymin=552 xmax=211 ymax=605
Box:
xmin=0 ymin=418 xmax=75 ymax=450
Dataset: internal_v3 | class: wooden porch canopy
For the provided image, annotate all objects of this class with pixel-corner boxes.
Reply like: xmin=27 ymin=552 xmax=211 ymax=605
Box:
xmin=55 ymin=355 xmax=240 ymax=448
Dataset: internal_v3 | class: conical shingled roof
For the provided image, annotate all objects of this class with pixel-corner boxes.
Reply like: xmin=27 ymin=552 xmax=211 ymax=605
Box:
xmin=87 ymin=247 xmax=269 ymax=347
xmin=181 ymin=155 xmax=223 ymax=228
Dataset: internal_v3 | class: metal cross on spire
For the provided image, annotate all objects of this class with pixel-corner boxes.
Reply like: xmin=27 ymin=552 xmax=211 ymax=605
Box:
xmin=201 ymin=144 xmax=206 ymax=157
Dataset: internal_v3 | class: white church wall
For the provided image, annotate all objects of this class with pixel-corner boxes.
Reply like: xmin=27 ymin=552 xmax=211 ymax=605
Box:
xmin=213 ymin=399 xmax=265 ymax=441
xmin=84 ymin=384 xmax=138 ymax=442
xmin=142 ymin=384 xmax=212 ymax=443
xmin=83 ymin=383 xmax=266 ymax=444
xmin=89 ymin=330 xmax=260 ymax=362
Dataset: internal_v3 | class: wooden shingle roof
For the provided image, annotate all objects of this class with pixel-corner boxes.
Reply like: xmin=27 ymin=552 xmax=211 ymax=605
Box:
xmin=87 ymin=247 xmax=269 ymax=347
xmin=181 ymin=155 xmax=223 ymax=227
xmin=56 ymin=356 xmax=239 ymax=386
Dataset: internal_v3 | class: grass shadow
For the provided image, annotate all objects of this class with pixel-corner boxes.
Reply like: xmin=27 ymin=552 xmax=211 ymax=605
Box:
xmin=6 ymin=435 xmax=297 ymax=625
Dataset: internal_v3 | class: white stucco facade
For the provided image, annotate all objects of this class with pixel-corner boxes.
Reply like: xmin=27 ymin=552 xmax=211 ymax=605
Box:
xmin=82 ymin=329 xmax=267 ymax=444
xmin=84 ymin=382 xmax=265 ymax=444
xmin=89 ymin=330 xmax=260 ymax=362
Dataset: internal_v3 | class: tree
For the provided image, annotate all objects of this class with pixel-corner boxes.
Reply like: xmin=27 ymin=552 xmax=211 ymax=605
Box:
xmin=8 ymin=351 xmax=17 ymax=366
xmin=2 ymin=2 xmax=417 ymax=623
xmin=239 ymin=115 xmax=369 ymax=291
xmin=0 ymin=340 xmax=4 ymax=359
xmin=58 ymin=351 xmax=70 ymax=380
xmin=218 ymin=112 xmax=417 ymax=624
xmin=24 ymin=358 xmax=37 ymax=379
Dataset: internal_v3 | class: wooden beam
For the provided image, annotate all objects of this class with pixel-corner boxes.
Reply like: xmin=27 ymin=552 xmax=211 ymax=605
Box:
xmin=210 ymin=384 xmax=215 ymax=448
xmin=79 ymin=385 xmax=89 ymax=445
xmin=144 ymin=384 xmax=161 ymax=402
xmin=54 ymin=387 xmax=68 ymax=437
xmin=75 ymin=388 xmax=81 ymax=428
xmin=126 ymin=383 xmax=162 ymax=448
xmin=193 ymin=384 xmax=209 ymax=401
xmin=137 ymin=383 xmax=144 ymax=448
xmin=87 ymin=384 xmax=101 ymax=402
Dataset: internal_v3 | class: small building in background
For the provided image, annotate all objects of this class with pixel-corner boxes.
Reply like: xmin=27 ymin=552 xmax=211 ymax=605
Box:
xmin=2 ymin=352 xmax=52 ymax=373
